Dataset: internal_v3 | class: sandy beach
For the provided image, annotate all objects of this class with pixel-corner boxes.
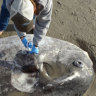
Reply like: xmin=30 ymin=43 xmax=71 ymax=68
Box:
xmin=0 ymin=0 xmax=96 ymax=96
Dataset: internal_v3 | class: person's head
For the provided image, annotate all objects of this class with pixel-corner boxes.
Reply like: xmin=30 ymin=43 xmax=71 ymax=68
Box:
xmin=10 ymin=0 xmax=42 ymax=32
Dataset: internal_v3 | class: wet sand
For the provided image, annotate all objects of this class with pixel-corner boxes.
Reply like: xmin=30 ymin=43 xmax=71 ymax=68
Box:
xmin=0 ymin=0 xmax=96 ymax=96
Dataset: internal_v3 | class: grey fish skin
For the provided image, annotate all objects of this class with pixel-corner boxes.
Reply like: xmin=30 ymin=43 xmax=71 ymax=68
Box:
xmin=0 ymin=35 xmax=94 ymax=96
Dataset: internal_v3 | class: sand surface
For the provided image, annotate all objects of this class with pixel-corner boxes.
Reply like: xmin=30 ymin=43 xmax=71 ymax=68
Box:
xmin=0 ymin=0 xmax=96 ymax=96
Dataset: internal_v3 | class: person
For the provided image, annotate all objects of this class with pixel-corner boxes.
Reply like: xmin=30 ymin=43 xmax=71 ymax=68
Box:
xmin=0 ymin=0 xmax=53 ymax=54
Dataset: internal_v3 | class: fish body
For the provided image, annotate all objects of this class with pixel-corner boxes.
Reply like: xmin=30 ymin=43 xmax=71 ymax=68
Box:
xmin=0 ymin=35 xmax=94 ymax=96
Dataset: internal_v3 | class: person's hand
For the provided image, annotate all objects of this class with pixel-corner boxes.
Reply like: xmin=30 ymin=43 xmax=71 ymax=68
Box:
xmin=0 ymin=31 xmax=3 ymax=36
xmin=21 ymin=37 xmax=39 ymax=54
xmin=29 ymin=45 xmax=39 ymax=54
xmin=21 ymin=37 xmax=32 ymax=48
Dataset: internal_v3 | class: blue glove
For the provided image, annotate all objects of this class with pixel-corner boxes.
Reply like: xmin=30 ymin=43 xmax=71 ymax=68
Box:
xmin=29 ymin=45 xmax=39 ymax=54
xmin=21 ymin=37 xmax=32 ymax=48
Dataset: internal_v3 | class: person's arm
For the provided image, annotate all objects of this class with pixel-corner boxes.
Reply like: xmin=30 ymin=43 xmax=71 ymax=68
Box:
xmin=0 ymin=0 xmax=10 ymax=33
xmin=33 ymin=0 xmax=53 ymax=46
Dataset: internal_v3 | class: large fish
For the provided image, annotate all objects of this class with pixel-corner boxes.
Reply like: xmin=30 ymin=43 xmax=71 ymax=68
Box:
xmin=0 ymin=35 xmax=94 ymax=96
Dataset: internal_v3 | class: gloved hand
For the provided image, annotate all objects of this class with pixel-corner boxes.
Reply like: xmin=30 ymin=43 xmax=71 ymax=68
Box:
xmin=21 ymin=37 xmax=32 ymax=48
xmin=29 ymin=45 xmax=39 ymax=54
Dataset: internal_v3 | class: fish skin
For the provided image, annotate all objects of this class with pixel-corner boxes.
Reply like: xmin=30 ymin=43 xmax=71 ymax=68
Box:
xmin=0 ymin=35 xmax=94 ymax=96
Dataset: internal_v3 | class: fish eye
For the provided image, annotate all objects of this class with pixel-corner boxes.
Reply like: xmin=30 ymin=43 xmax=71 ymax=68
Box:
xmin=72 ymin=60 xmax=83 ymax=68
